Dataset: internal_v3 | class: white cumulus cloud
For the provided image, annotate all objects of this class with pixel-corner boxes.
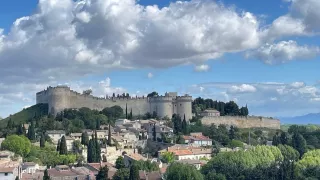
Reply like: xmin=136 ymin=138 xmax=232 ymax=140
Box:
xmin=229 ymin=84 xmax=257 ymax=93
xmin=246 ymin=41 xmax=320 ymax=64
xmin=147 ymin=73 xmax=153 ymax=79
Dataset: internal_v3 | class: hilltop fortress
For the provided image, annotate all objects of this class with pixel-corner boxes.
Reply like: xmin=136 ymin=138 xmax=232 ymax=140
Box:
xmin=36 ymin=86 xmax=280 ymax=129
xmin=36 ymin=86 xmax=193 ymax=120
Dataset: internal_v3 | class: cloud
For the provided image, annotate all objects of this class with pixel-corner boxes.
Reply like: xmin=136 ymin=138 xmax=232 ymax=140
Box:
xmin=266 ymin=0 xmax=320 ymax=38
xmin=228 ymin=84 xmax=257 ymax=93
xmin=291 ymin=82 xmax=305 ymax=88
xmin=246 ymin=41 xmax=320 ymax=64
xmin=184 ymin=81 xmax=320 ymax=117
xmin=194 ymin=64 xmax=210 ymax=72
xmin=0 ymin=0 xmax=263 ymax=86
xmin=147 ymin=72 xmax=153 ymax=78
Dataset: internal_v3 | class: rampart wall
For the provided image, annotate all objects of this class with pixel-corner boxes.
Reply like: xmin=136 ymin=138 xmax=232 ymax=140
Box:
xmin=37 ymin=86 xmax=150 ymax=116
xmin=201 ymin=116 xmax=280 ymax=129
xmin=36 ymin=86 xmax=193 ymax=120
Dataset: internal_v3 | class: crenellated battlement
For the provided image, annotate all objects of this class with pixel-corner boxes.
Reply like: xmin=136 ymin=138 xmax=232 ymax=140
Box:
xmin=36 ymin=86 xmax=193 ymax=120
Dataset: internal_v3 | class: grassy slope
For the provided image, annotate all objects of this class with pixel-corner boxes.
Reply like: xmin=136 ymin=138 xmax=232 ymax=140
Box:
xmin=0 ymin=104 xmax=48 ymax=129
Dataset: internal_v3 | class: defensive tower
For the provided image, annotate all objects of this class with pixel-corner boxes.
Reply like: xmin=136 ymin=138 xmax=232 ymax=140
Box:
xmin=36 ymin=86 xmax=193 ymax=120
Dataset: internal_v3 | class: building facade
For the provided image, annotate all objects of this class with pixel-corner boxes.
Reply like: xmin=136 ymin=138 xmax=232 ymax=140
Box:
xmin=36 ymin=86 xmax=193 ymax=120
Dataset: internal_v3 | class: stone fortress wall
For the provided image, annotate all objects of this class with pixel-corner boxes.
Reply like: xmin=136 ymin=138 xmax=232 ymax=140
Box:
xmin=201 ymin=116 xmax=281 ymax=129
xmin=36 ymin=86 xmax=193 ymax=120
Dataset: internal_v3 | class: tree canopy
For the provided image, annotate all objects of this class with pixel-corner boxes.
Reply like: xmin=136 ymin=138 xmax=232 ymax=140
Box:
xmin=1 ymin=135 xmax=31 ymax=157
xmin=165 ymin=162 xmax=203 ymax=180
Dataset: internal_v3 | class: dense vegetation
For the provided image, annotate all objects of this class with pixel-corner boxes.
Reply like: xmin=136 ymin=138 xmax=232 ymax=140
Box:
xmin=192 ymin=97 xmax=249 ymax=116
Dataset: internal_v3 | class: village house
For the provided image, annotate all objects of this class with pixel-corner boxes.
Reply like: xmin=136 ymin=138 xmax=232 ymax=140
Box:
xmin=200 ymin=109 xmax=220 ymax=117
xmin=159 ymin=145 xmax=212 ymax=161
xmin=183 ymin=132 xmax=212 ymax=146
xmin=47 ymin=165 xmax=95 ymax=180
xmin=124 ymin=153 xmax=147 ymax=167
xmin=22 ymin=162 xmax=39 ymax=174
xmin=46 ymin=130 xmax=65 ymax=144
xmin=64 ymin=136 xmax=75 ymax=152
xmin=70 ymin=133 xmax=82 ymax=141
xmin=147 ymin=124 xmax=174 ymax=141
xmin=0 ymin=154 xmax=22 ymax=180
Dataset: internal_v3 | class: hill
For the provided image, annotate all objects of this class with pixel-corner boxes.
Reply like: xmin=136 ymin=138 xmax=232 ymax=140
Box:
xmin=0 ymin=104 xmax=48 ymax=129
xmin=278 ymin=113 xmax=320 ymax=125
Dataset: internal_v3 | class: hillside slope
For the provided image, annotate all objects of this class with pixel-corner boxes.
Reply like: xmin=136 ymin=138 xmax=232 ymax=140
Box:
xmin=0 ymin=104 xmax=48 ymax=129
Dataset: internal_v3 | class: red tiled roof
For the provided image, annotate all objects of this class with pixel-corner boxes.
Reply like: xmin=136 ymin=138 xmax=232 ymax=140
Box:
xmin=169 ymin=149 xmax=193 ymax=156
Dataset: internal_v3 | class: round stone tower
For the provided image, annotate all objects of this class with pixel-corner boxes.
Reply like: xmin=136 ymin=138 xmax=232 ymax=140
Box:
xmin=175 ymin=95 xmax=193 ymax=121
xmin=149 ymin=95 xmax=173 ymax=119
xmin=48 ymin=86 xmax=71 ymax=115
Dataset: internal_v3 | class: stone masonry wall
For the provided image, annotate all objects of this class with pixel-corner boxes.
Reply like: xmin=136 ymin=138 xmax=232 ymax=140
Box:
xmin=36 ymin=86 xmax=192 ymax=120
xmin=201 ymin=116 xmax=280 ymax=129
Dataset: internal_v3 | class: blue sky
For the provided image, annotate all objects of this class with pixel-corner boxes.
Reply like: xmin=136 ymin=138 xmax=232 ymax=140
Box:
xmin=0 ymin=0 xmax=320 ymax=118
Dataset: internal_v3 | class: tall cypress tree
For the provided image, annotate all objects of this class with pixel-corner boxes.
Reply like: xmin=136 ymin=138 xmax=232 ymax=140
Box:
xmin=129 ymin=163 xmax=140 ymax=180
xmin=27 ymin=121 xmax=36 ymax=141
xmin=16 ymin=124 xmax=24 ymax=135
xmin=87 ymin=139 xmax=94 ymax=163
xmin=96 ymin=166 xmax=109 ymax=180
xmin=95 ymin=131 xmax=101 ymax=162
xmin=108 ymin=124 xmax=112 ymax=146
xmin=43 ymin=169 xmax=50 ymax=180
xmin=182 ymin=114 xmax=188 ymax=135
xmin=56 ymin=139 xmax=61 ymax=151
xmin=7 ymin=118 xmax=14 ymax=129
xmin=59 ymin=136 xmax=68 ymax=155
xmin=40 ymin=133 xmax=46 ymax=148
xmin=81 ymin=132 xmax=89 ymax=146
xmin=96 ymin=119 xmax=100 ymax=130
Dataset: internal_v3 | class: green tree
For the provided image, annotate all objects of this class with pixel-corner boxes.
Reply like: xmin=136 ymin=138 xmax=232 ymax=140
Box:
xmin=165 ymin=162 xmax=203 ymax=180
xmin=96 ymin=166 xmax=109 ymax=180
xmin=115 ymin=156 xmax=125 ymax=169
xmin=96 ymin=119 xmax=101 ymax=130
xmin=292 ymin=133 xmax=307 ymax=157
xmin=102 ymin=106 xmax=123 ymax=121
xmin=1 ymin=135 xmax=31 ymax=157
xmin=128 ymin=108 xmax=133 ymax=120
xmin=147 ymin=92 xmax=158 ymax=97
xmin=172 ymin=114 xmax=182 ymax=134
xmin=95 ymin=131 xmax=101 ymax=162
xmin=27 ymin=121 xmax=36 ymax=141
xmin=7 ymin=118 xmax=14 ymax=129
xmin=87 ymin=139 xmax=95 ymax=163
xmin=113 ymin=168 xmax=130 ymax=180
xmin=43 ymin=169 xmax=50 ymax=180
xmin=56 ymin=139 xmax=60 ymax=152
xmin=16 ymin=124 xmax=24 ymax=135
xmin=59 ymin=136 xmax=68 ymax=155
xmin=81 ymin=132 xmax=89 ymax=146
xmin=182 ymin=115 xmax=188 ymax=135
xmin=280 ymin=132 xmax=289 ymax=145
xmin=228 ymin=125 xmax=238 ymax=140
xmin=228 ymin=140 xmax=244 ymax=149
xmin=40 ymin=133 xmax=46 ymax=148
xmin=108 ymin=124 xmax=112 ymax=146
xmin=160 ymin=152 xmax=175 ymax=163
xmin=129 ymin=163 xmax=140 ymax=180
xmin=224 ymin=101 xmax=239 ymax=116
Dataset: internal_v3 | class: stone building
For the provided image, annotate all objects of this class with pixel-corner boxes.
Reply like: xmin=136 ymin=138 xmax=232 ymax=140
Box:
xmin=36 ymin=86 xmax=193 ymax=120
xmin=200 ymin=109 xmax=220 ymax=117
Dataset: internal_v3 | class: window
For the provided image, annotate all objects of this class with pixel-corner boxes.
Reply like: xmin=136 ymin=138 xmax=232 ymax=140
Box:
xmin=180 ymin=104 xmax=182 ymax=106
xmin=4 ymin=173 xmax=8 ymax=176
